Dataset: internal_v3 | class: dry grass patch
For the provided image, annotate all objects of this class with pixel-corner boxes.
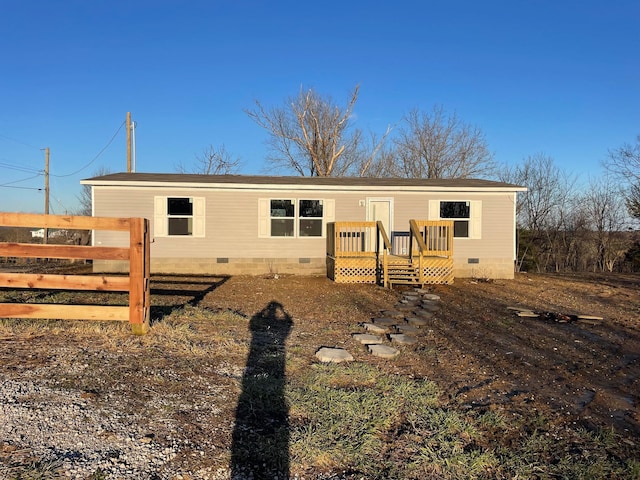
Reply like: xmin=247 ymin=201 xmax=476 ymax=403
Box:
xmin=1 ymin=273 xmax=639 ymax=479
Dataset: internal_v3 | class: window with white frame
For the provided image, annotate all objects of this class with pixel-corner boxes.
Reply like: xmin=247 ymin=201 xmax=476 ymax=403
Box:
xmin=154 ymin=196 xmax=205 ymax=237
xmin=299 ymin=199 xmax=323 ymax=237
xmin=270 ymin=199 xmax=295 ymax=237
xmin=430 ymin=200 xmax=481 ymax=239
xmin=168 ymin=197 xmax=194 ymax=235
xmin=440 ymin=201 xmax=470 ymax=238
xmin=259 ymin=198 xmax=333 ymax=238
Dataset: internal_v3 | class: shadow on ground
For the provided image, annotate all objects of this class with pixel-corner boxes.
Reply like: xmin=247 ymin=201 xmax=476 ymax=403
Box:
xmin=149 ymin=275 xmax=230 ymax=321
xmin=231 ymin=301 xmax=293 ymax=480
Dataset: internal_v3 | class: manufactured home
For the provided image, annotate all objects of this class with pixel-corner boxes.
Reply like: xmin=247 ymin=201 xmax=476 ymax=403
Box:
xmin=81 ymin=173 xmax=526 ymax=283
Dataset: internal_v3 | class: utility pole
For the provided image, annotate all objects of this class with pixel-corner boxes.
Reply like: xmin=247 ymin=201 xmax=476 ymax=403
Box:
xmin=131 ymin=119 xmax=136 ymax=172
xmin=44 ymin=147 xmax=50 ymax=244
xmin=126 ymin=111 xmax=132 ymax=172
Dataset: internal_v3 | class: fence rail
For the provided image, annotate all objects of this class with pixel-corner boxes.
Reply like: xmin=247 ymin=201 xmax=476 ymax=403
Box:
xmin=0 ymin=213 xmax=150 ymax=334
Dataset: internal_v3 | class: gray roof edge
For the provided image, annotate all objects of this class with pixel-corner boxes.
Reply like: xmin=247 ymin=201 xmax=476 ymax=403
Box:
xmin=81 ymin=172 xmax=527 ymax=190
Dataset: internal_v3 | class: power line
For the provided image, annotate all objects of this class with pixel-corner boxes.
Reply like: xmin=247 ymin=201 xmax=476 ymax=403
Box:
xmin=0 ymin=160 xmax=42 ymax=174
xmin=0 ymin=133 xmax=41 ymax=151
xmin=53 ymin=121 xmax=126 ymax=178
xmin=0 ymin=184 xmax=42 ymax=191
xmin=0 ymin=173 xmax=43 ymax=188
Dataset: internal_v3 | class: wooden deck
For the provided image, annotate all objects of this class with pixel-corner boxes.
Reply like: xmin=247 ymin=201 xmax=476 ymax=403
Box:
xmin=327 ymin=220 xmax=454 ymax=287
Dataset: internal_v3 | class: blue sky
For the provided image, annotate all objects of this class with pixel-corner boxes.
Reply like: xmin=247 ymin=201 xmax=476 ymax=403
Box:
xmin=1 ymin=0 xmax=638 ymax=213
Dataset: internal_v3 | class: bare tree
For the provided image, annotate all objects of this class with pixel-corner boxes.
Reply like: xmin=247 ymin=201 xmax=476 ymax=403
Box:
xmin=176 ymin=144 xmax=240 ymax=175
xmin=582 ymin=176 xmax=633 ymax=272
xmin=76 ymin=166 xmax=111 ymax=216
xmin=502 ymin=155 xmax=635 ymax=272
xmin=393 ymin=106 xmax=496 ymax=179
xmin=501 ymin=154 xmax=578 ymax=272
xmin=604 ymin=134 xmax=640 ymax=218
xmin=505 ymin=154 xmax=574 ymax=232
xmin=627 ymin=183 xmax=640 ymax=218
xmin=350 ymin=126 xmax=396 ymax=177
xmin=246 ymin=86 xmax=362 ymax=176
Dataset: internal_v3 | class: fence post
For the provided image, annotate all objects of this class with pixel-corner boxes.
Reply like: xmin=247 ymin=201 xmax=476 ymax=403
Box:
xmin=129 ymin=217 xmax=150 ymax=335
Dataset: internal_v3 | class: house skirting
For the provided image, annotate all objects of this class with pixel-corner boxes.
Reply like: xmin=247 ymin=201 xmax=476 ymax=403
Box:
xmin=93 ymin=257 xmax=327 ymax=276
xmin=92 ymin=256 xmax=514 ymax=280
xmin=327 ymin=256 xmax=455 ymax=285
xmin=453 ymin=257 xmax=515 ymax=280
xmin=327 ymin=256 xmax=379 ymax=284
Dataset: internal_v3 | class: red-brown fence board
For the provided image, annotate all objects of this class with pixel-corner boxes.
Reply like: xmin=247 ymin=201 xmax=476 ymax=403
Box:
xmin=0 ymin=213 xmax=150 ymax=334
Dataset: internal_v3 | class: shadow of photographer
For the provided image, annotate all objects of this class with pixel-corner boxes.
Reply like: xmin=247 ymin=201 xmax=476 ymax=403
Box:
xmin=231 ymin=301 xmax=293 ymax=479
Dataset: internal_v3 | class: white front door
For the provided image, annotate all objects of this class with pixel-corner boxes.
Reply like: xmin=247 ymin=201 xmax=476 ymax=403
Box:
xmin=367 ymin=198 xmax=393 ymax=249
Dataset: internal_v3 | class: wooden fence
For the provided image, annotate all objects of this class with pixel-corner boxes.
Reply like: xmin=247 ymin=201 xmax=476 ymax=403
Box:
xmin=0 ymin=213 xmax=150 ymax=334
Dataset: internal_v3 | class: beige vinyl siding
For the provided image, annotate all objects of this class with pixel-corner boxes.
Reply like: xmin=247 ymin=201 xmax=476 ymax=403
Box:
xmin=91 ymin=184 xmax=518 ymax=278
xmin=419 ymin=193 xmax=514 ymax=254
xmin=94 ymin=187 xmax=516 ymax=260
xmin=394 ymin=192 xmax=516 ymax=275
xmin=92 ymin=187 xmax=152 ymax=249
xmin=447 ymin=193 xmax=516 ymax=260
xmin=234 ymin=192 xmax=341 ymax=257
xmin=94 ymin=187 xmax=344 ymax=259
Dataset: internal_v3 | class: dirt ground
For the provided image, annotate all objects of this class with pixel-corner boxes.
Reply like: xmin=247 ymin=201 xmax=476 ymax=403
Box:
xmin=200 ymin=272 xmax=640 ymax=437
xmin=1 ymin=268 xmax=639 ymax=477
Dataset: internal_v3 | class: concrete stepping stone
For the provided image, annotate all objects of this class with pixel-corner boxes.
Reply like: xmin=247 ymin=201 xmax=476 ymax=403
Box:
xmin=403 ymin=294 xmax=419 ymax=302
xmin=362 ymin=323 xmax=389 ymax=334
xmin=414 ymin=288 xmax=429 ymax=294
xmin=423 ymin=293 xmax=441 ymax=301
xmin=368 ymin=344 xmax=400 ymax=359
xmin=352 ymin=333 xmax=384 ymax=345
xmin=381 ymin=309 xmax=404 ymax=319
xmin=372 ymin=317 xmax=397 ymax=327
xmin=421 ymin=302 xmax=441 ymax=312
xmin=389 ymin=334 xmax=417 ymax=345
xmin=396 ymin=304 xmax=417 ymax=313
xmin=398 ymin=301 xmax=420 ymax=309
xmin=413 ymin=309 xmax=434 ymax=319
xmin=315 ymin=347 xmax=354 ymax=363
xmin=396 ymin=324 xmax=421 ymax=334
xmin=421 ymin=298 xmax=440 ymax=306
xmin=407 ymin=316 xmax=429 ymax=326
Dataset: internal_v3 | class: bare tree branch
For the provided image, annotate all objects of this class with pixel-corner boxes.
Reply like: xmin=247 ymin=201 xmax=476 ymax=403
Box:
xmin=393 ymin=106 xmax=496 ymax=179
xmin=501 ymin=154 xmax=575 ymax=231
xmin=357 ymin=125 xmax=394 ymax=177
xmin=581 ymin=176 xmax=633 ymax=271
xmin=604 ymin=134 xmax=640 ymax=218
xmin=76 ymin=166 xmax=111 ymax=216
xmin=246 ymin=85 xmax=361 ymax=176
xmin=176 ymin=144 xmax=241 ymax=175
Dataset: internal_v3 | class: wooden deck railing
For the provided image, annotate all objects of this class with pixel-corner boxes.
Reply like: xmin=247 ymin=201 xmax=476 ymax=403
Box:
xmin=327 ymin=221 xmax=391 ymax=258
xmin=327 ymin=221 xmax=392 ymax=284
xmin=408 ymin=220 xmax=453 ymax=258
xmin=328 ymin=220 xmax=451 ymax=261
xmin=408 ymin=219 xmax=453 ymax=285
xmin=328 ymin=221 xmax=375 ymax=257
xmin=0 ymin=213 xmax=150 ymax=334
xmin=376 ymin=221 xmax=392 ymax=287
